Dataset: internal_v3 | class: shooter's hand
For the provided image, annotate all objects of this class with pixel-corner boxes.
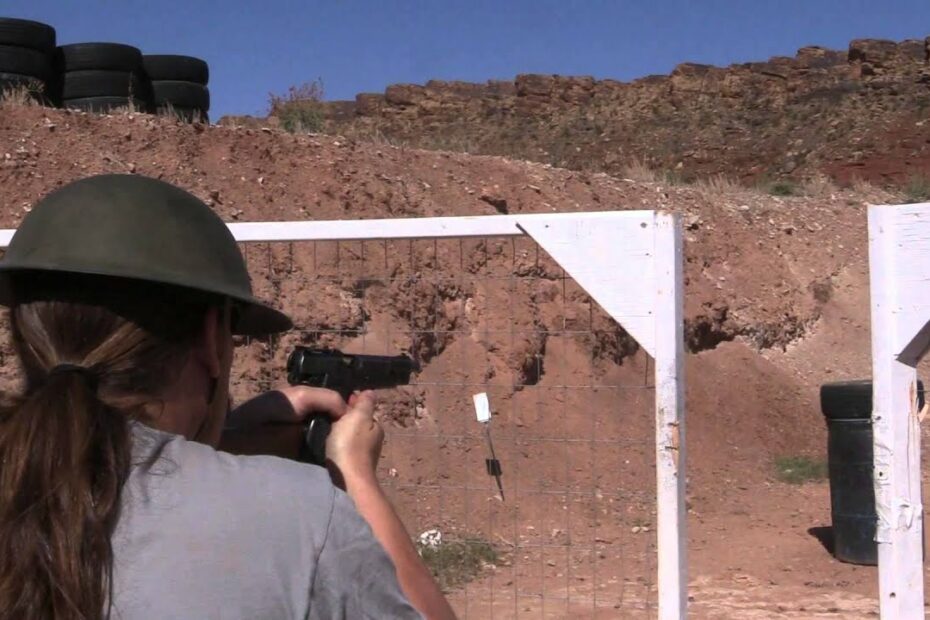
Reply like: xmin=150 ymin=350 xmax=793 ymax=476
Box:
xmin=227 ymin=386 xmax=347 ymax=428
xmin=219 ymin=387 xmax=347 ymax=459
xmin=326 ymin=390 xmax=384 ymax=488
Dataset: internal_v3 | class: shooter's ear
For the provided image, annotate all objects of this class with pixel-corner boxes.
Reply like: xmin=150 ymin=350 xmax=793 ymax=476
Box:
xmin=194 ymin=306 xmax=223 ymax=379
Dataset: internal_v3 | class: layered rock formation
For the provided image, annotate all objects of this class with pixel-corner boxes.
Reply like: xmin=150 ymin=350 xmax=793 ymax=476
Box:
xmin=309 ymin=37 xmax=930 ymax=184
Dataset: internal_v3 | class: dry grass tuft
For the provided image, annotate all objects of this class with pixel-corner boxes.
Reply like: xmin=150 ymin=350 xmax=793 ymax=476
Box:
xmin=620 ymin=158 xmax=658 ymax=182
xmin=848 ymin=175 xmax=899 ymax=204
xmin=418 ymin=131 xmax=476 ymax=154
xmin=849 ymin=175 xmax=877 ymax=195
xmin=694 ymin=174 xmax=745 ymax=199
xmin=155 ymin=102 xmax=197 ymax=123
xmin=0 ymin=82 xmax=44 ymax=108
xmin=799 ymin=173 xmax=839 ymax=198
xmin=339 ymin=123 xmax=407 ymax=148
xmin=111 ymin=99 xmax=141 ymax=116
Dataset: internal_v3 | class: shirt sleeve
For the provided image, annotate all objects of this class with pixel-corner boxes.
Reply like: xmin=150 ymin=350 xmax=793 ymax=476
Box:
xmin=307 ymin=490 xmax=425 ymax=620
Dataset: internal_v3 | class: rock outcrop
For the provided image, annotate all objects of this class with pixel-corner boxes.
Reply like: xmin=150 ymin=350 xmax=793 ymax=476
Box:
xmin=304 ymin=37 xmax=930 ymax=184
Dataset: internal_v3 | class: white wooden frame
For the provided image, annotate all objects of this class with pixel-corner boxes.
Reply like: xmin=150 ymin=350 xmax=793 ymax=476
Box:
xmin=869 ymin=203 xmax=929 ymax=619
xmin=0 ymin=210 xmax=687 ymax=618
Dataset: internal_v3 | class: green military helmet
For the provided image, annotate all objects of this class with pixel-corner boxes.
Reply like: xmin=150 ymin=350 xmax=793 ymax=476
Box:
xmin=0 ymin=174 xmax=292 ymax=335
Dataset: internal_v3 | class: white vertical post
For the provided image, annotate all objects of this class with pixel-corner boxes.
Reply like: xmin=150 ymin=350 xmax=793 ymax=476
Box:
xmin=654 ymin=212 xmax=687 ymax=619
xmin=868 ymin=205 xmax=925 ymax=619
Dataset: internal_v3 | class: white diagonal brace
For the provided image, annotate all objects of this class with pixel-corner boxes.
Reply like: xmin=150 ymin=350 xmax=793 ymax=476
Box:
xmin=516 ymin=210 xmax=657 ymax=357
xmin=518 ymin=211 xmax=687 ymax=620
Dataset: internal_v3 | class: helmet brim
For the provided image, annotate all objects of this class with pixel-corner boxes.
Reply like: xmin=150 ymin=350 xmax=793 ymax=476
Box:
xmin=0 ymin=175 xmax=294 ymax=337
xmin=229 ymin=297 xmax=293 ymax=336
xmin=0 ymin=266 xmax=293 ymax=336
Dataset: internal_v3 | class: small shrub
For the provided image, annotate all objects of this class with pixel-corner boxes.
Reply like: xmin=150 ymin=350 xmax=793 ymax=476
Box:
xmin=768 ymin=180 xmax=798 ymax=197
xmin=417 ymin=537 xmax=499 ymax=591
xmin=775 ymin=455 xmax=828 ymax=484
xmin=269 ymin=79 xmax=325 ymax=134
xmin=809 ymin=278 xmax=833 ymax=304
xmin=661 ymin=169 xmax=688 ymax=186
xmin=903 ymin=174 xmax=930 ymax=204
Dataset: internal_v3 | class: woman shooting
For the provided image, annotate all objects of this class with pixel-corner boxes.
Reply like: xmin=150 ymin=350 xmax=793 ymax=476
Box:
xmin=0 ymin=174 xmax=455 ymax=619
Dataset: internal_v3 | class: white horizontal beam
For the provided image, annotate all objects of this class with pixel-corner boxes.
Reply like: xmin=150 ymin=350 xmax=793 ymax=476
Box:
xmin=228 ymin=211 xmax=655 ymax=243
xmin=0 ymin=211 xmax=655 ymax=246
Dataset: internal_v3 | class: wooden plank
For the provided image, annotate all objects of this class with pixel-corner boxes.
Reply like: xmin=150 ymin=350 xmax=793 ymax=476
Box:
xmin=868 ymin=204 xmax=926 ymax=619
xmin=654 ymin=212 xmax=687 ymax=620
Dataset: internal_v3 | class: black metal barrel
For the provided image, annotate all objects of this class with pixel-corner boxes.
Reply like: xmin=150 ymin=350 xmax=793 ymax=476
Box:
xmin=820 ymin=379 xmax=923 ymax=565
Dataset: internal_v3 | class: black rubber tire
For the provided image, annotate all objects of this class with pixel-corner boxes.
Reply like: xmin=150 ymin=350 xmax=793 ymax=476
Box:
xmin=0 ymin=18 xmax=55 ymax=52
xmin=152 ymin=80 xmax=209 ymax=110
xmin=0 ymin=45 xmax=51 ymax=81
xmin=821 ymin=379 xmax=925 ymax=420
xmin=143 ymin=55 xmax=208 ymax=84
xmin=157 ymin=104 xmax=208 ymax=123
xmin=63 ymin=96 xmax=147 ymax=113
xmin=821 ymin=381 xmax=873 ymax=420
xmin=62 ymin=70 xmax=147 ymax=99
xmin=55 ymin=43 xmax=142 ymax=72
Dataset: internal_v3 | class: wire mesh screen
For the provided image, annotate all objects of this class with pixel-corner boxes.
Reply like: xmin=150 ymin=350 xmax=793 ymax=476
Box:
xmin=233 ymin=236 xmax=658 ymax=618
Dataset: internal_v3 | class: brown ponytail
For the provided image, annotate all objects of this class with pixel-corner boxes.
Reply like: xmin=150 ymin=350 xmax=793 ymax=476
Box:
xmin=0 ymin=284 xmax=209 ymax=620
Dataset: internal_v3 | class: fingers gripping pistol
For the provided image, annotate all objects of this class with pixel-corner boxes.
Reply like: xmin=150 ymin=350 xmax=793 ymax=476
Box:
xmin=286 ymin=347 xmax=419 ymax=466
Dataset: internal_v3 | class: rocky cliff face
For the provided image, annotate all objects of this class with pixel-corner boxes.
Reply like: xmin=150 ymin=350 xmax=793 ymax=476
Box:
xmin=311 ymin=37 xmax=930 ymax=184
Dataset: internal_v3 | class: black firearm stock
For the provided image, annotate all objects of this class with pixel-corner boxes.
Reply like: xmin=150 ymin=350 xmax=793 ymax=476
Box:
xmin=286 ymin=347 xmax=420 ymax=466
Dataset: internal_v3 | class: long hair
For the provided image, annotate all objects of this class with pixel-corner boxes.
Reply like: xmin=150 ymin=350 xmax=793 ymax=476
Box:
xmin=0 ymin=275 xmax=211 ymax=620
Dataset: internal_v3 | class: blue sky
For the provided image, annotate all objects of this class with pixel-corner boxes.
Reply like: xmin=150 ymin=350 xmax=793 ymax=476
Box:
xmin=4 ymin=1 xmax=930 ymax=119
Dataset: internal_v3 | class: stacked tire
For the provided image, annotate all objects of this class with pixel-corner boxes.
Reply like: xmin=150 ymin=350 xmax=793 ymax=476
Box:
xmin=0 ymin=18 xmax=56 ymax=104
xmin=57 ymin=43 xmax=153 ymax=113
xmin=143 ymin=55 xmax=209 ymax=123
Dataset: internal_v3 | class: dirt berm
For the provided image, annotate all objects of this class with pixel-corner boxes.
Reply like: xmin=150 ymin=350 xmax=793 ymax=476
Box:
xmin=0 ymin=103 xmax=909 ymax=617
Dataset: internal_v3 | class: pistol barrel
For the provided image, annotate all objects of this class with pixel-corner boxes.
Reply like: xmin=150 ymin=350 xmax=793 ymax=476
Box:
xmin=286 ymin=347 xmax=419 ymax=391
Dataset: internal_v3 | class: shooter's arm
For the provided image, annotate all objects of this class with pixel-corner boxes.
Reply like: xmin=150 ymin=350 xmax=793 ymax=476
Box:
xmin=334 ymin=393 xmax=457 ymax=620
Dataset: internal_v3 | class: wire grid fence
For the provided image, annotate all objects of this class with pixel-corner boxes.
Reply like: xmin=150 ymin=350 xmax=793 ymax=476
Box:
xmin=234 ymin=235 xmax=659 ymax=618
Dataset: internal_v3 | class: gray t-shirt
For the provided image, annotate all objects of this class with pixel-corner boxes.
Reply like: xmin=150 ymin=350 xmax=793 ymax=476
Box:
xmin=111 ymin=424 xmax=423 ymax=619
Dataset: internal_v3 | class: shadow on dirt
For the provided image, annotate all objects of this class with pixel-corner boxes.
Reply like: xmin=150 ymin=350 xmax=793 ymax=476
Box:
xmin=808 ymin=525 xmax=835 ymax=556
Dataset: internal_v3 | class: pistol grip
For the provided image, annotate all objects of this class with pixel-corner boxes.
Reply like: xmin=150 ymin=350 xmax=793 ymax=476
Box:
xmin=300 ymin=414 xmax=332 ymax=467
